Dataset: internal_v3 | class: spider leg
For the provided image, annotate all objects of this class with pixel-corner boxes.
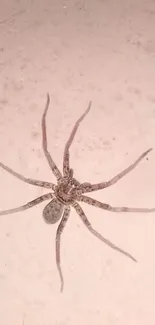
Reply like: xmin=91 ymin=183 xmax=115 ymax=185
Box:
xmin=63 ymin=101 xmax=92 ymax=177
xmin=56 ymin=206 xmax=70 ymax=292
xmin=0 ymin=162 xmax=56 ymax=190
xmin=80 ymin=195 xmax=155 ymax=213
xmin=66 ymin=168 xmax=81 ymax=187
xmin=78 ymin=148 xmax=153 ymax=194
xmin=42 ymin=93 xmax=62 ymax=180
xmin=0 ymin=193 xmax=53 ymax=215
xmin=72 ymin=201 xmax=136 ymax=262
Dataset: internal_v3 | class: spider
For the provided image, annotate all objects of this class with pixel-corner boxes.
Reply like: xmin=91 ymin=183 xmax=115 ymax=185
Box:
xmin=0 ymin=94 xmax=155 ymax=292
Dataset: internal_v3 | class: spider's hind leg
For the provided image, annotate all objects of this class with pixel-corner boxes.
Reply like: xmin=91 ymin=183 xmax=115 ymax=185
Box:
xmin=72 ymin=201 xmax=137 ymax=262
xmin=0 ymin=193 xmax=52 ymax=216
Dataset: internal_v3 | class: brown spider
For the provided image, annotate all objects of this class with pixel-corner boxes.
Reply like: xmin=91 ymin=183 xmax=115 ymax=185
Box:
xmin=0 ymin=94 xmax=155 ymax=292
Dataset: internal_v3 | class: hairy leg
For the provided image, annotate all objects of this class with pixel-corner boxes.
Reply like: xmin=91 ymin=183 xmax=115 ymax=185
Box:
xmin=0 ymin=193 xmax=53 ymax=216
xmin=63 ymin=101 xmax=92 ymax=177
xmin=42 ymin=93 xmax=62 ymax=180
xmin=56 ymin=206 xmax=70 ymax=292
xmin=78 ymin=148 xmax=153 ymax=194
xmin=0 ymin=161 xmax=56 ymax=190
xmin=72 ymin=201 xmax=136 ymax=262
xmin=80 ymin=195 xmax=155 ymax=213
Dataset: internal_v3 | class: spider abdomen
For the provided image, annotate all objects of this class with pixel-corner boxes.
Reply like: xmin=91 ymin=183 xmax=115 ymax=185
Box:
xmin=43 ymin=199 xmax=64 ymax=224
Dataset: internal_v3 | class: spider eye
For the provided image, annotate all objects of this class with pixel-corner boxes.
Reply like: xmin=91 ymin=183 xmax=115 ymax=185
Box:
xmin=43 ymin=199 xmax=64 ymax=224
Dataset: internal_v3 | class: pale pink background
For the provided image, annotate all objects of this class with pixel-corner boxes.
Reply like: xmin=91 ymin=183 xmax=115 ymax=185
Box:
xmin=0 ymin=0 xmax=155 ymax=324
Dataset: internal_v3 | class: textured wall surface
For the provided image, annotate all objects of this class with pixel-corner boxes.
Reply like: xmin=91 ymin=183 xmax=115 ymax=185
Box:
xmin=0 ymin=0 xmax=155 ymax=324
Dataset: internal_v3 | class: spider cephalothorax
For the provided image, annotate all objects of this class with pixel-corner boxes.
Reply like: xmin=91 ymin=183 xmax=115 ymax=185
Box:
xmin=0 ymin=94 xmax=155 ymax=292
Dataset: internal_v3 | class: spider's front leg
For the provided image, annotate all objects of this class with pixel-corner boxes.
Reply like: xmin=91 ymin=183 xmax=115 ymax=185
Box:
xmin=42 ymin=94 xmax=62 ymax=180
xmin=78 ymin=148 xmax=153 ymax=194
xmin=0 ymin=161 xmax=56 ymax=190
xmin=63 ymin=101 xmax=92 ymax=177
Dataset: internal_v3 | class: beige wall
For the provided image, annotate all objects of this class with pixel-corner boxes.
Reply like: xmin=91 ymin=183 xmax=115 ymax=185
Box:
xmin=0 ymin=0 xmax=155 ymax=324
